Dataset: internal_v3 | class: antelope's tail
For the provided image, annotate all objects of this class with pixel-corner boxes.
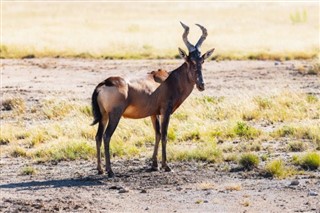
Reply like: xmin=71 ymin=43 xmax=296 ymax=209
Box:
xmin=91 ymin=88 xmax=101 ymax=126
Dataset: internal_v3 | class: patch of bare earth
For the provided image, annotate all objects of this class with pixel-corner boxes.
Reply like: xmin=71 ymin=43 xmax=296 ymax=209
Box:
xmin=1 ymin=59 xmax=320 ymax=212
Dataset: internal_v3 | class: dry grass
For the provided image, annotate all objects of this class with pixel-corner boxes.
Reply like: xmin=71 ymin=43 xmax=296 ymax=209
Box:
xmin=2 ymin=2 xmax=319 ymax=59
xmin=225 ymin=183 xmax=242 ymax=191
xmin=198 ymin=182 xmax=215 ymax=191
xmin=1 ymin=91 xmax=319 ymax=173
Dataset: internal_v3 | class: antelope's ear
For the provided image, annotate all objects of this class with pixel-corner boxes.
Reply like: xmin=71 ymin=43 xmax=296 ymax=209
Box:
xmin=178 ymin=47 xmax=188 ymax=61
xmin=202 ymin=48 xmax=215 ymax=60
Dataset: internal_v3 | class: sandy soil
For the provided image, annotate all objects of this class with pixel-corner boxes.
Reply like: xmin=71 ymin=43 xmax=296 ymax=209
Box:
xmin=1 ymin=59 xmax=320 ymax=212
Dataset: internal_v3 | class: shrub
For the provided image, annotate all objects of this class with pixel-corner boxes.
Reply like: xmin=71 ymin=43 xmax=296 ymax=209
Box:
xmin=233 ymin=122 xmax=260 ymax=139
xmin=264 ymin=159 xmax=296 ymax=179
xmin=299 ymin=152 xmax=320 ymax=170
xmin=239 ymin=153 xmax=259 ymax=170
xmin=2 ymin=98 xmax=25 ymax=113
xmin=21 ymin=166 xmax=36 ymax=175
xmin=10 ymin=146 xmax=27 ymax=157
xmin=265 ymin=159 xmax=285 ymax=178
xmin=288 ymin=141 xmax=306 ymax=152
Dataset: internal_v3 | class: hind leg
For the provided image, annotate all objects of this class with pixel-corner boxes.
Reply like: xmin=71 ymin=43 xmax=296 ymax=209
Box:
xmin=103 ymin=108 xmax=123 ymax=178
xmin=95 ymin=118 xmax=107 ymax=175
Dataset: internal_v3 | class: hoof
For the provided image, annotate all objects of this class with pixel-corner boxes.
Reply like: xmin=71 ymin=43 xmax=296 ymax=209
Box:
xmin=162 ymin=166 xmax=172 ymax=172
xmin=107 ymin=171 xmax=114 ymax=178
xmin=148 ymin=166 xmax=159 ymax=172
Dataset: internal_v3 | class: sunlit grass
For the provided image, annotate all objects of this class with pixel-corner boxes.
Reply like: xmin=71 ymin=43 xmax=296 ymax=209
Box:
xmin=2 ymin=2 xmax=319 ymax=59
xmin=297 ymin=152 xmax=320 ymax=170
xmin=239 ymin=153 xmax=260 ymax=170
xmin=20 ymin=166 xmax=37 ymax=176
xmin=167 ymin=141 xmax=222 ymax=163
xmin=31 ymin=139 xmax=96 ymax=161
xmin=1 ymin=92 xmax=319 ymax=168
xmin=264 ymin=159 xmax=298 ymax=179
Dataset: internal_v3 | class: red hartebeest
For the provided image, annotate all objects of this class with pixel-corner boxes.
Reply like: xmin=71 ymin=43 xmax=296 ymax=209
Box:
xmin=91 ymin=22 xmax=214 ymax=177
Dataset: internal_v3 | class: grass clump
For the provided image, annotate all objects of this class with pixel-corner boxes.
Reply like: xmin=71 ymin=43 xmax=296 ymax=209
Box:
xmin=288 ymin=141 xmax=307 ymax=152
xmin=78 ymin=105 xmax=92 ymax=117
xmin=264 ymin=159 xmax=296 ymax=179
xmin=239 ymin=153 xmax=260 ymax=170
xmin=2 ymin=98 xmax=25 ymax=114
xmin=233 ymin=122 xmax=261 ymax=139
xmin=307 ymin=62 xmax=320 ymax=75
xmin=254 ymin=97 xmax=273 ymax=110
xmin=168 ymin=141 xmax=222 ymax=163
xmin=41 ymin=100 xmax=74 ymax=120
xmin=10 ymin=146 xmax=27 ymax=157
xmin=21 ymin=166 xmax=37 ymax=175
xmin=298 ymin=152 xmax=320 ymax=170
xmin=29 ymin=129 xmax=50 ymax=147
xmin=290 ymin=9 xmax=308 ymax=24
xmin=271 ymin=125 xmax=320 ymax=145
xmin=32 ymin=140 xmax=95 ymax=161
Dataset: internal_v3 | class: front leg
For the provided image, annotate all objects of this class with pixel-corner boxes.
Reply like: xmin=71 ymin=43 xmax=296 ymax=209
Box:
xmin=160 ymin=104 xmax=173 ymax=172
xmin=151 ymin=115 xmax=161 ymax=171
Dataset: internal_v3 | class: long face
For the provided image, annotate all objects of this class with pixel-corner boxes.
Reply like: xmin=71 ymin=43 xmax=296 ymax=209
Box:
xmin=189 ymin=50 xmax=205 ymax=91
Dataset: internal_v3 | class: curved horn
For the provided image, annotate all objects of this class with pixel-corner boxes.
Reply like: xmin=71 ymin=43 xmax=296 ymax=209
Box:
xmin=180 ymin=21 xmax=195 ymax=52
xmin=195 ymin=23 xmax=208 ymax=49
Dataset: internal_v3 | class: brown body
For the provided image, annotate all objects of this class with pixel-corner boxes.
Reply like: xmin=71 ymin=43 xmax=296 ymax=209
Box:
xmin=91 ymin=22 xmax=214 ymax=177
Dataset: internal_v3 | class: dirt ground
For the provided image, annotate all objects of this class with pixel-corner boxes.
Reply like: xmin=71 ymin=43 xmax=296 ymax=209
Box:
xmin=1 ymin=59 xmax=320 ymax=212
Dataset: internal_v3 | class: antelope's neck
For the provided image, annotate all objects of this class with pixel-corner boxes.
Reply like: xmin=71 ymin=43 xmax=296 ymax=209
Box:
xmin=169 ymin=63 xmax=195 ymax=112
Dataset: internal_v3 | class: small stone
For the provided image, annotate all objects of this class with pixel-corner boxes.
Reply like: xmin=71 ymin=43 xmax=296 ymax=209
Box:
xmin=290 ymin=180 xmax=299 ymax=186
xmin=109 ymin=186 xmax=121 ymax=190
xmin=176 ymin=187 xmax=183 ymax=191
xmin=140 ymin=189 xmax=147 ymax=193
xmin=119 ymin=188 xmax=129 ymax=193
xmin=308 ymin=190 xmax=318 ymax=196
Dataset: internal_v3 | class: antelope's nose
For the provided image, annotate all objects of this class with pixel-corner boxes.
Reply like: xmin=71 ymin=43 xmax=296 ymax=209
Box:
xmin=197 ymin=82 xmax=205 ymax=91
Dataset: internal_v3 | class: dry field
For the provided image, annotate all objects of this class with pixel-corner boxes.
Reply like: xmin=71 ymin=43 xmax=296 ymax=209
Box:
xmin=1 ymin=58 xmax=320 ymax=212
xmin=1 ymin=1 xmax=320 ymax=212
xmin=1 ymin=2 xmax=319 ymax=59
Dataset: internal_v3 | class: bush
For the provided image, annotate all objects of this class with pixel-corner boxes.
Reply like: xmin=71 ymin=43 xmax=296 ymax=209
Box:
xmin=2 ymin=98 xmax=25 ymax=113
xmin=299 ymin=152 xmax=320 ymax=170
xmin=288 ymin=141 xmax=306 ymax=152
xmin=264 ymin=159 xmax=296 ymax=179
xmin=233 ymin=122 xmax=260 ymax=139
xmin=21 ymin=166 xmax=36 ymax=175
xmin=239 ymin=153 xmax=259 ymax=170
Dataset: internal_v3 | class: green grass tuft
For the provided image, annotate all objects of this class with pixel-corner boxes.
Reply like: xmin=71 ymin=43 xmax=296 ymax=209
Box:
xmin=239 ymin=153 xmax=260 ymax=170
xmin=264 ymin=159 xmax=297 ymax=179
xmin=233 ymin=122 xmax=261 ymax=139
xmin=10 ymin=146 xmax=27 ymax=157
xmin=298 ymin=152 xmax=320 ymax=170
xmin=168 ymin=141 xmax=222 ymax=163
xmin=21 ymin=166 xmax=37 ymax=175
xmin=32 ymin=140 xmax=95 ymax=161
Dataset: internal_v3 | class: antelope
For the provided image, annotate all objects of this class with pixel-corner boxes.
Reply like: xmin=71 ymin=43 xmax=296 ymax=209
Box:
xmin=91 ymin=22 xmax=214 ymax=177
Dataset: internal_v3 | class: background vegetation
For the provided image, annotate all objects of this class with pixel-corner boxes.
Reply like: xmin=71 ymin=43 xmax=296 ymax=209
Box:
xmin=1 ymin=2 xmax=319 ymax=60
